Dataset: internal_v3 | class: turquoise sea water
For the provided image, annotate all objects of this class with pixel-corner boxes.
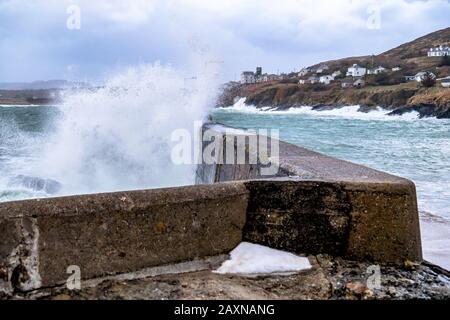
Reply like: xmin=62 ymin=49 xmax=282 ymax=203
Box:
xmin=213 ymin=101 xmax=450 ymax=269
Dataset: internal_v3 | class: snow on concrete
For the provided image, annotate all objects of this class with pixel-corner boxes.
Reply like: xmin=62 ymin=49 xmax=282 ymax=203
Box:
xmin=214 ymin=242 xmax=311 ymax=275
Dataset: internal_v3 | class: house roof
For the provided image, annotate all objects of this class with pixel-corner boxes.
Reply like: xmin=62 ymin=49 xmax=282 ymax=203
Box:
xmin=429 ymin=46 xmax=450 ymax=51
xmin=415 ymin=72 xmax=435 ymax=77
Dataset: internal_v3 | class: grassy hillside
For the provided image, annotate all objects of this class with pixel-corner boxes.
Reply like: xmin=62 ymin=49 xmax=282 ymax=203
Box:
xmin=309 ymin=27 xmax=450 ymax=77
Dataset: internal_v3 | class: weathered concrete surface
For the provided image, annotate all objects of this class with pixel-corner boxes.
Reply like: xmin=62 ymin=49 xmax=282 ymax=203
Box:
xmin=243 ymin=180 xmax=352 ymax=256
xmin=196 ymin=124 xmax=423 ymax=264
xmin=12 ymin=255 xmax=450 ymax=300
xmin=242 ymin=180 xmax=422 ymax=263
xmin=0 ymin=183 xmax=248 ymax=294
xmin=343 ymin=181 xmax=421 ymax=263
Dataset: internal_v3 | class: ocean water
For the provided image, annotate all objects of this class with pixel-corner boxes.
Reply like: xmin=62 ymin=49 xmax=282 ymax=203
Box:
xmin=213 ymin=99 xmax=450 ymax=270
xmin=0 ymin=63 xmax=218 ymax=202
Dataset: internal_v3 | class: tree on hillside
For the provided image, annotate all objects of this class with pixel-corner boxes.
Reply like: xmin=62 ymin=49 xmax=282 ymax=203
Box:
xmin=421 ymin=72 xmax=436 ymax=88
xmin=439 ymin=55 xmax=450 ymax=67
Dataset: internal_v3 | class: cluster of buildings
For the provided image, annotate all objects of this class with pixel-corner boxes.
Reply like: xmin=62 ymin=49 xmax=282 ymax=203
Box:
xmin=427 ymin=45 xmax=450 ymax=57
xmin=404 ymin=72 xmax=436 ymax=83
xmin=240 ymin=67 xmax=287 ymax=84
xmin=298 ymin=63 xmax=402 ymax=88
xmin=402 ymin=44 xmax=450 ymax=84
xmin=239 ymin=44 xmax=450 ymax=88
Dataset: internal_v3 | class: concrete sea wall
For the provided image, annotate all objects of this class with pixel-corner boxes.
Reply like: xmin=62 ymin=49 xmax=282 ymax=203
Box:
xmin=197 ymin=124 xmax=422 ymax=264
xmin=0 ymin=123 xmax=422 ymax=294
xmin=1 ymin=183 xmax=248 ymax=294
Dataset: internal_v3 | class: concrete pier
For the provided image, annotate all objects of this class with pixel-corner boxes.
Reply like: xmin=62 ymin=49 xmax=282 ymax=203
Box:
xmin=0 ymin=123 xmax=422 ymax=294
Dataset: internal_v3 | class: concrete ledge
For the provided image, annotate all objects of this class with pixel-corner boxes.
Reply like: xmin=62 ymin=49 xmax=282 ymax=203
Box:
xmin=0 ymin=183 xmax=248 ymax=294
xmin=242 ymin=180 xmax=421 ymax=262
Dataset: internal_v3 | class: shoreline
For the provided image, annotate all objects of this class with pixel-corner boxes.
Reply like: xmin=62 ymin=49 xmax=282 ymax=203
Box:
xmin=218 ymin=99 xmax=450 ymax=119
xmin=218 ymin=82 xmax=450 ymax=119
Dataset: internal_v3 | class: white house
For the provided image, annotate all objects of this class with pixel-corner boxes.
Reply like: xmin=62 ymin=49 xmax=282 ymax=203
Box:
xmin=341 ymin=81 xmax=353 ymax=88
xmin=392 ymin=67 xmax=402 ymax=72
xmin=414 ymin=72 xmax=436 ymax=82
xmin=441 ymin=77 xmax=450 ymax=88
xmin=241 ymin=71 xmax=256 ymax=84
xmin=262 ymin=74 xmax=278 ymax=82
xmin=428 ymin=45 xmax=450 ymax=57
xmin=319 ymin=75 xmax=334 ymax=85
xmin=367 ymin=66 xmax=387 ymax=75
xmin=346 ymin=64 xmax=367 ymax=77
xmin=299 ymin=76 xmax=320 ymax=85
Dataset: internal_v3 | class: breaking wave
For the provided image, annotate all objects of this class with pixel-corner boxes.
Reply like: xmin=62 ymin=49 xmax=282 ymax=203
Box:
xmin=221 ymin=98 xmax=423 ymax=121
xmin=1 ymin=63 xmax=219 ymax=200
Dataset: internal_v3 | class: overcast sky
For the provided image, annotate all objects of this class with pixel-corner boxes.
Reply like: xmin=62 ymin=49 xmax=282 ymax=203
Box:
xmin=0 ymin=0 xmax=449 ymax=83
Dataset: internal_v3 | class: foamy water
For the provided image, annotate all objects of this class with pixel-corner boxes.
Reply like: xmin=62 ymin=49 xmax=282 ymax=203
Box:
xmin=0 ymin=63 xmax=218 ymax=200
xmin=223 ymin=98 xmax=422 ymax=121
xmin=214 ymin=98 xmax=450 ymax=270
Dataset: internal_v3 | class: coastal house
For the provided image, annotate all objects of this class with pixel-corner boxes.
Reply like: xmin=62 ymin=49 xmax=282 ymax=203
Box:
xmin=341 ymin=81 xmax=353 ymax=88
xmin=353 ymin=79 xmax=366 ymax=88
xmin=367 ymin=66 xmax=387 ymax=75
xmin=262 ymin=74 xmax=278 ymax=82
xmin=346 ymin=64 xmax=367 ymax=77
xmin=319 ymin=75 xmax=334 ymax=85
xmin=414 ymin=72 xmax=436 ymax=82
xmin=427 ymin=45 xmax=450 ymax=57
xmin=299 ymin=76 xmax=320 ymax=85
xmin=241 ymin=71 xmax=256 ymax=84
xmin=441 ymin=77 xmax=450 ymax=88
